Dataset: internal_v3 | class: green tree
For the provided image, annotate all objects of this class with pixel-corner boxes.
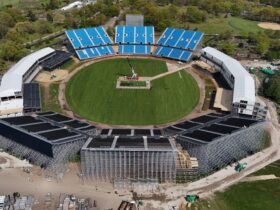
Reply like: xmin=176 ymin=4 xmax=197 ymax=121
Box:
xmin=15 ymin=22 xmax=35 ymax=34
xmin=48 ymin=0 xmax=60 ymax=10
xmin=47 ymin=12 xmax=54 ymax=22
xmin=35 ymin=20 xmax=53 ymax=34
xmin=103 ymin=5 xmax=120 ymax=17
xmin=0 ymin=25 xmax=8 ymax=39
xmin=219 ymin=42 xmax=236 ymax=56
xmin=0 ymin=41 xmax=27 ymax=61
xmin=183 ymin=6 xmax=206 ymax=23
xmin=27 ymin=10 xmax=37 ymax=22
xmin=0 ymin=12 xmax=15 ymax=28
xmin=249 ymin=32 xmax=270 ymax=55
xmin=5 ymin=29 xmax=24 ymax=43
xmin=264 ymin=72 xmax=280 ymax=104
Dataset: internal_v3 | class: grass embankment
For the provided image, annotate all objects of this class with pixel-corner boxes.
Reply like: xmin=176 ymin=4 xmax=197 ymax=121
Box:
xmin=188 ymin=153 xmax=280 ymax=210
xmin=66 ymin=58 xmax=200 ymax=125
xmin=186 ymin=17 xmax=268 ymax=35
xmin=202 ymin=78 xmax=216 ymax=111
xmin=40 ymin=83 xmax=62 ymax=113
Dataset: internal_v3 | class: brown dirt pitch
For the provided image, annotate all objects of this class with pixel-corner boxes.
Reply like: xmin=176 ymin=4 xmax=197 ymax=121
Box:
xmin=258 ymin=22 xmax=280 ymax=30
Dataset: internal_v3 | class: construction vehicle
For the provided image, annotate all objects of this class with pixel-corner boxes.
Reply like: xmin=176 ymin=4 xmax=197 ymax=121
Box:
xmin=50 ymin=73 xmax=57 ymax=80
xmin=184 ymin=194 xmax=199 ymax=203
xmin=235 ymin=162 xmax=247 ymax=172
xmin=260 ymin=68 xmax=275 ymax=75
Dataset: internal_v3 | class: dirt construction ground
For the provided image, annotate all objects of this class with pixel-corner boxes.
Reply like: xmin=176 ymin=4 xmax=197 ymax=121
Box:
xmin=0 ymin=163 xmax=127 ymax=210
xmin=35 ymin=69 xmax=68 ymax=83
xmin=258 ymin=22 xmax=280 ymax=30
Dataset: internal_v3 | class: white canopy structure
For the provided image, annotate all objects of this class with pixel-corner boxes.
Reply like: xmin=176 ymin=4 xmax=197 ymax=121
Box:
xmin=0 ymin=47 xmax=55 ymax=117
xmin=201 ymin=47 xmax=256 ymax=115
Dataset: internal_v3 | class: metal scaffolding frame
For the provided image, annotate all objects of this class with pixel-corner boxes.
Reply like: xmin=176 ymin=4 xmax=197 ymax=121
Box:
xmin=0 ymin=134 xmax=87 ymax=168
xmin=177 ymin=122 xmax=268 ymax=174
xmin=81 ymin=137 xmax=177 ymax=184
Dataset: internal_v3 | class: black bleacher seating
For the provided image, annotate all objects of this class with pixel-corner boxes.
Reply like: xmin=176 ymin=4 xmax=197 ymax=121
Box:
xmin=23 ymin=83 xmax=41 ymax=113
xmin=41 ymin=50 xmax=71 ymax=70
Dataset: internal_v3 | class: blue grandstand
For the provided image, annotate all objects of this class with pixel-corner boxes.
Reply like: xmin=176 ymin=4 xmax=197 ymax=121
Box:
xmin=115 ymin=26 xmax=154 ymax=55
xmin=154 ymin=28 xmax=204 ymax=62
xmin=65 ymin=26 xmax=115 ymax=60
xmin=65 ymin=25 xmax=203 ymax=62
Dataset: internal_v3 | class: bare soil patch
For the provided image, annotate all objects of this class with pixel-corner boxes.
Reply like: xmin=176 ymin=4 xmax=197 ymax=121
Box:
xmin=35 ymin=69 xmax=68 ymax=83
xmin=0 ymin=157 xmax=7 ymax=164
xmin=258 ymin=22 xmax=280 ymax=30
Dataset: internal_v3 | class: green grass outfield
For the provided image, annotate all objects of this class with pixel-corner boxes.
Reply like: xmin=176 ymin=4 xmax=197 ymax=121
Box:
xmin=190 ymin=160 xmax=280 ymax=210
xmin=187 ymin=17 xmax=267 ymax=35
xmin=66 ymin=58 xmax=199 ymax=125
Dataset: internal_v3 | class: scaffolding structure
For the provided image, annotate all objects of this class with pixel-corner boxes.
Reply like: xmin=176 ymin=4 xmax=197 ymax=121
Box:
xmin=0 ymin=133 xmax=88 ymax=168
xmin=177 ymin=122 xmax=268 ymax=174
xmin=81 ymin=136 xmax=177 ymax=185
xmin=0 ymin=114 xmax=92 ymax=170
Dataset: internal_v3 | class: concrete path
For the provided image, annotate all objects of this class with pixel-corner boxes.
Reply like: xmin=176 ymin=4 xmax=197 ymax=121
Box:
xmin=150 ymin=65 xmax=191 ymax=81
xmin=240 ymin=174 xmax=278 ymax=182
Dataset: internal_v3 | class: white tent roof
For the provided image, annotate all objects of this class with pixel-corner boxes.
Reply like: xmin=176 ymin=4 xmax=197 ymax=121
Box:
xmin=0 ymin=47 xmax=55 ymax=98
xmin=202 ymin=47 xmax=255 ymax=104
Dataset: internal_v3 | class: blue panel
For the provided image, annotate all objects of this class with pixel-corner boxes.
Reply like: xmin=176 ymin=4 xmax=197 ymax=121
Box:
xmin=85 ymin=48 xmax=99 ymax=58
xmin=75 ymin=29 xmax=93 ymax=48
xmin=166 ymin=29 xmax=183 ymax=47
xmin=97 ymin=26 xmax=112 ymax=44
xmin=122 ymin=45 xmax=134 ymax=54
xmin=180 ymin=51 xmax=191 ymax=61
xmin=66 ymin=30 xmax=82 ymax=49
xmin=157 ymin=28 xmax=173 ymax=45
xmin=146 ymin=26 xmax=154 ymax=44
xmin=169 ymin=49 xmax=184 ymax=59
xmin=107 ymin=46 xmax=115 ymax=54
xmin=76 ymin=50 xmax=88 ymax=60
xmin=136 ymin=27 xmax=145 ymax=43
xmin=95 ymin=46 xmax=111 ymax=56
xmin=135 ymin=45 xmax=146 ymax=54
xmin=154 ymin=47 xmax=162 ymax=56
xmin=118 ymin=45 xmax=123 ymax=54
xmin=124 ymin=26 xmax=134 ymax=43
xmin=115 ymin=26 xmax=124 ymax=43
xmin=87 ymin=28 xmax=103 ymax=46
xmin=146 ymin=46 xmax=151 ymax=54
xmin=188 ymin=31 xmax=203 ymax=50
xmin=160 ymin=47 xmax=172 ymax=57
xmin=176 ymin=31 xmax=194 ymax=49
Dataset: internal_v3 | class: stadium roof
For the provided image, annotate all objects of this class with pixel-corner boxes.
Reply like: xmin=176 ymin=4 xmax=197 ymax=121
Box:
xmin=85 ymin=136 xmax=175 ymax=151
xmin=0 ymin=47 xmax=55 ymax=98
xmin=202 ymin=47 xmax=255 ymax=104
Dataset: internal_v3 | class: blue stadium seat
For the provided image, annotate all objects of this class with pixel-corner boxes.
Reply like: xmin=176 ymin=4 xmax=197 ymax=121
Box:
xmin=122 ymin=45 xmax=134 ymax=54
xmin=115 ymin=26 xmax=124 ymax=43
xmin=154 ymin=28 xmax=203 ymax=62
xmin=157 ymin=28 xmax=174 ymax=45
xmin=76 ymin=50 xmax=89 ymax=60
xmin=135 ymin=45 xmax=148 ymax=54
xmin=135 ymin=27 xmax=145 ymax=43
xmin=75 ymin=29 xmax=93 ymax=48
xmin=169 ymin=49 xmax=184 ymax=60
xmin=65 ymin=30 xmax=83 ymax=49
xmin=187 ymin=31 xmax=204 ymax=50
xmin=180 ymin=51 xmax=191 ymax=61
xmin=96 ymin=26 xmax=113 ymax=44
xmin=65 ymin=26 xmax=115 ymax=60
xmin=146 ymin=26 xmax=154 ymax=44
xmin=176 ymin=30 xmax=194 ymax=49
xmin=124 ymin=26 xmax=134 ymax=43
xmin=85 ymin=48 xmax=99 ymax=58
xmin=115 ymin=26 xmax=154 ymax=55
